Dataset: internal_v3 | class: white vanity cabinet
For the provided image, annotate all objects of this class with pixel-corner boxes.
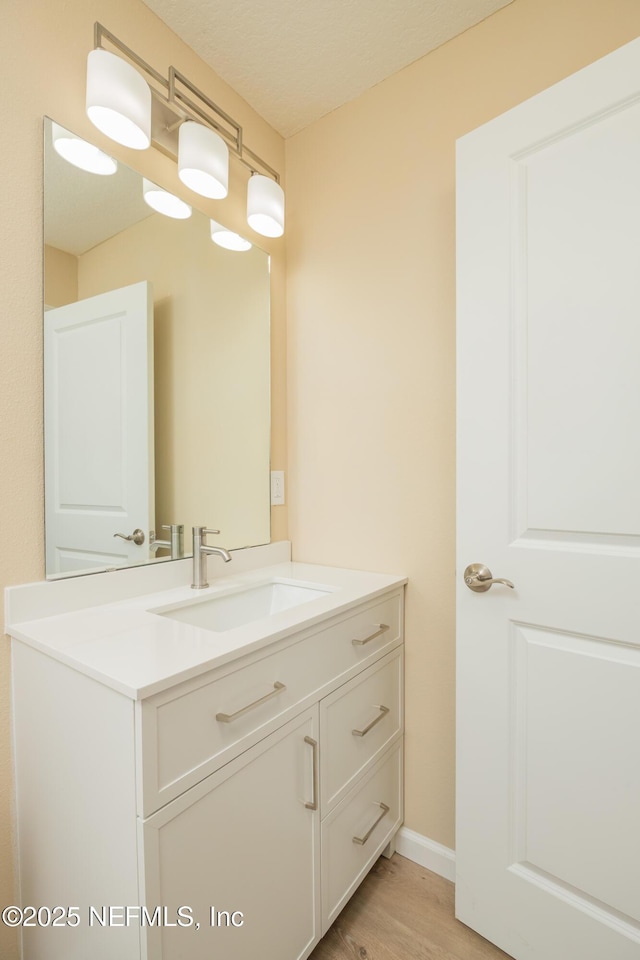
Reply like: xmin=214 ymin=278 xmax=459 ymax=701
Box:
xmin=10 ymin=576 xmax=404 ymax=960
xmin=140 ymin=708 xmax=321 ymax=960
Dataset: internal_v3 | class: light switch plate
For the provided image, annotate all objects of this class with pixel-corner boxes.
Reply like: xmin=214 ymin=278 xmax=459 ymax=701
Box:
xmin=271 ymin=470 xmax=285 ymax=505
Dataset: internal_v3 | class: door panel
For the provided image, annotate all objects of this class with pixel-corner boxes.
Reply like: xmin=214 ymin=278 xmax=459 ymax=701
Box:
xmin=44 ymin=281 xmax=154 ymax=574
xmin=518 ymin=105 xmax=640 ymax=540
xmin=456 ymin=37 xmax=640 ymax=960
xmin=511 ymin=624 xmax=640 ymax=922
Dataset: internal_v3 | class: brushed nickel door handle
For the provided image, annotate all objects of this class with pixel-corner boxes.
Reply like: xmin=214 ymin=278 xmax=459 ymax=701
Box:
xmin=113 ymin=528 xmax=145 ymax=545
xmin=464 ymin=563 xmax=514 ymax=592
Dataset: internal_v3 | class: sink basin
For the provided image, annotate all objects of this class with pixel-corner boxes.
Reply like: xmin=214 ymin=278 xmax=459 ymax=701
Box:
xmin=152 ymin=579 xmax=333 ymax=633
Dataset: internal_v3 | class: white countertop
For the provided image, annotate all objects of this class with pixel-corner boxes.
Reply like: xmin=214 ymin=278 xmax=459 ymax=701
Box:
xmin=7 ymin=562 xmax=406 ymax=700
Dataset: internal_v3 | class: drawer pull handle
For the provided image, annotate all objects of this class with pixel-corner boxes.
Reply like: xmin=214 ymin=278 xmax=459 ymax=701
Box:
xmin=215 ymin=681 xmax=286 ymax=723
xmin=352 ymin=623 xmax=390 ymax=647
xmin=352 ymin=802 xmax=390 ymax=845
xmin=352 ymin=704 xmax=390 ymax=738
xmin=304 ymin=736 xmax=319 ymax=810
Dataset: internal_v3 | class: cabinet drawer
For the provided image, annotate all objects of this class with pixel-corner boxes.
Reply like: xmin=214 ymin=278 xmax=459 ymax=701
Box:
xmin=139 ymin=591 xmax=402 ymax=815
xmin=321 ymin=742 xmax=403 ymax=933
xmin=320 ymin=650 xmax=403 ymax=813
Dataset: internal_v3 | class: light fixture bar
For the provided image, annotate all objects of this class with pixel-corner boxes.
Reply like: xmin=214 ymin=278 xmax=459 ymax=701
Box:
xmin=93 ymin=22 xmax=280 ymax=183
xmin=242 ymin=145 xmax=279 ymax=184
xmin=169 ymin=67 xmax=241 ymax=156
xmin=94 ymin=22 xmax=167 ymax=89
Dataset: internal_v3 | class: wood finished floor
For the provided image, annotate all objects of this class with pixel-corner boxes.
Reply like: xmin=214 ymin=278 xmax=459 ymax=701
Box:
xmin=309 ymin=854 xmax=513 ymax=960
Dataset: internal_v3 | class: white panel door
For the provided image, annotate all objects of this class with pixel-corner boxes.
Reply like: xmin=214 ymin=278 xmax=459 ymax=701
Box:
xmin=456 ymin=39 xmax=640 ymax=960
xmin=44 ymin=282 xmax=154 ymax=575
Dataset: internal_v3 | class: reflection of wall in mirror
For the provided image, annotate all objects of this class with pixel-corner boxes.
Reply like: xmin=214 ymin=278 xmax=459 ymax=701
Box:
xmin=44 ymin=244 xmax=77 ymax=307
xmin=44 ymin=216 xmax=271 ymax=552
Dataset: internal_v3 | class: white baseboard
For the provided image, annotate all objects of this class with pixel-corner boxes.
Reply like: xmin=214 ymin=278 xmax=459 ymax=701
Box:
xmin=395 ymin=827 xmax=456 ymax=883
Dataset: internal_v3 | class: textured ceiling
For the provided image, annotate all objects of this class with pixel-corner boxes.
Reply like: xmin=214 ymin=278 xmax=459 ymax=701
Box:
xmin=142 ymin=0 xmax=514 ymax=137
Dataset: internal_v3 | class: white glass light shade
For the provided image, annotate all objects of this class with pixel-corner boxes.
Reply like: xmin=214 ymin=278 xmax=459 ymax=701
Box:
xmin=143 ymin=179 xmax=192 ymax=219
xmin=86 ymin=48 xmax=151 ymax=150
xmin=247 ymin=174 xmax=285 ymax=238
xmin=52 ymin=122 xmax=117 ymax=175
xmin=178 ymin=121 xmax=229 ymax=199
xmin=210 ymin=220 xmax=251 ymax=251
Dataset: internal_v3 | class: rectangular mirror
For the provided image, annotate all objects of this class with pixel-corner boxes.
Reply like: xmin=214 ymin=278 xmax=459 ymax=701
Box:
xmin=43 ymin=117 xmax=271 ymax=578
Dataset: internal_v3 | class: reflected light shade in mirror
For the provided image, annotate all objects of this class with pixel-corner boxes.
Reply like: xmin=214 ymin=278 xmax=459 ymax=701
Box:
xmin=210 ymin=220 xmax=251 ymax=251
xmin=86 ymin=48 xmax=151 ymax=150
xmin=247 ymin=174 xmax=285 ymax=238
xmin=52 ymin=121 xmax=117 ymax=175
xmin=143 ymin=179 xmax=192 ymax=219
xmin=178 ymin=121 xmax=229 ymax=200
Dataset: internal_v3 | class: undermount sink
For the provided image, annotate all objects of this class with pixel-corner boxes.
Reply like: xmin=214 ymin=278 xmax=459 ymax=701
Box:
xmin=152 ymin=579 xmax=333 ymax=633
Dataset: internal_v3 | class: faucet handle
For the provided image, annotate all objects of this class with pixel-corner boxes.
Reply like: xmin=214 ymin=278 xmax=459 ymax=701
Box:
xmin=192 ymin=526 xmax=221 ymax=548
xmin=201 ymin=528 xmax=221 ymax=545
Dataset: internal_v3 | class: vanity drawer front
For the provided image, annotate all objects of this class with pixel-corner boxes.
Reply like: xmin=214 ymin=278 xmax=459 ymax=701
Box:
xmin=141 ymin=651 xmax=313 ymax=815
xmin=139 ymin=590 xmax=403 ymax=816
xmin=333 ymin=593 xmax=402 ymax=665
xmin=320 ymin=649 xmax=402 ymax=814
xmin=321 ymin=742 xmax=402 ymax=933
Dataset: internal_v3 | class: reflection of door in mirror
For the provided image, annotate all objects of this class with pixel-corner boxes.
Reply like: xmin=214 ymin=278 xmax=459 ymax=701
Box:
xmin=44 ymin=282 xmax=154 ymax=576
xmin=43 ymin=117 xmax=272 ymax=579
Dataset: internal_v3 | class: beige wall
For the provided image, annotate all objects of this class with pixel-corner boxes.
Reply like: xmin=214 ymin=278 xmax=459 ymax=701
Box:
xmin=285 ymin=0 xmax=640 ymax=849
xmin=78 ymin=212 xmax=271 ymax=550
xmin=0 ymin=2 xmax=285 ymax=956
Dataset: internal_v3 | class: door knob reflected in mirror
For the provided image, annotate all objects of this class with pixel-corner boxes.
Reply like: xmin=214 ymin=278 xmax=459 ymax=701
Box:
xmin=464 ymin=563 xmax=514 ymax=592
xmin=113 ymin=528 xmax=146 ymax=545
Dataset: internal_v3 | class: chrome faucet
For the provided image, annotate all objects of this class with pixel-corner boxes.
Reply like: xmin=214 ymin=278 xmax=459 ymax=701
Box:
xmin=191 ymin=526 xmax=232 ymax=589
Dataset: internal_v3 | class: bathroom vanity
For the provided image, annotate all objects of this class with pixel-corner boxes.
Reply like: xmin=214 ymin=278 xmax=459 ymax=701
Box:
xmin=7 ymin=547 xmax=405 ymax=959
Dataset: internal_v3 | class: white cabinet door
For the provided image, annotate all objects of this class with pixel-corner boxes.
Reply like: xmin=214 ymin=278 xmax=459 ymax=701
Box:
xmin=44 ymin=281 xmax=154 ymax=575
xmin=140 ymin=707 xmax=321 ymax=960
xmin=456 ymin=38 xmax=640 ymax=960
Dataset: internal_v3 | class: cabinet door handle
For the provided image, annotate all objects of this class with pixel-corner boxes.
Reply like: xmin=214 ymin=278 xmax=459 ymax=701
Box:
xmin=352 ymin=704 xmax=390 ymax=738
xmin=215 ymin=681 xmax=286 ymax=723
xmin=304 ymin=736 xmax=318 ymax=811
xmin=351 ymin=623 xmax=390 ymax=647
xmin=352 ymin=802 xmax=390 ymax=845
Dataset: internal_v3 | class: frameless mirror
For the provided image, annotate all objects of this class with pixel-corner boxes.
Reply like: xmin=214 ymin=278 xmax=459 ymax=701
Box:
xmin=43 ymin=117 xmax=271 ymax=579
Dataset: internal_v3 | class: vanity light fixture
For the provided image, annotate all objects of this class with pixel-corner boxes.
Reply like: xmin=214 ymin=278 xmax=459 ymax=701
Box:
xmin=86 ymin=47 xmax=151 ymax=149
xmin=247 ymin=174 xmax=285 ymax=239
xmin=51 ymin=121 xmax=117 ymax=175
xmin=143 ymin=178 xmax=192 ymax=219
xmin=179 ymin=121 xmax=229 ymax=200
xmin=210 ymin=220 xmax=252 ymax=251
xmin=86 ymin=24 xmax=285 ymax=235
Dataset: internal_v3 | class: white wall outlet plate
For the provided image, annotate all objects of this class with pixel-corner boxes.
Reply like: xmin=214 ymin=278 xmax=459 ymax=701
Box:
xmin=270 ymin=470 xmax=285 ymax=505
